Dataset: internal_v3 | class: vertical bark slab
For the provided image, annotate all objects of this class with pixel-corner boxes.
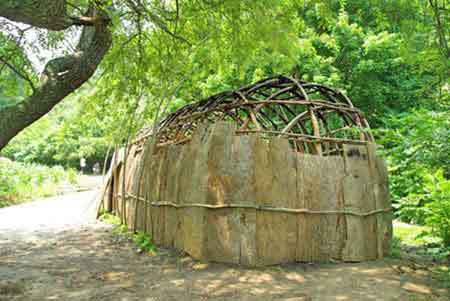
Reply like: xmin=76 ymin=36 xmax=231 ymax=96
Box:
xmin=256 ymin=137 xmax=297 ymax=265
xmin=253 ymin=137 xmax=272 ymax=205
xmin=229 ymin=134 xmax=257 ymax=205
xmin=296 ymin=154 xmax=346 ymax=262
xmin=342 ymin=144 xmax=377 ymax=261
xmin=239 ymin=208 xmax=257 ymax=266
xmin=177 ymin=143 xmax=193 ymax=205
xmin=376 ymin=156 xmax=392 ymax=257
xmin=173 ymin=209 xmax=184 ymax=251
xmin=162 ymin=145 xmax=182 ymax=246
xmin=231 ymin=134 xmax=258 ymax=265
xmin=183 ymin=123 xmax=210 ymax=205
xmin=182 ymin=207 xmax=206 ymax=259
xmin=206 ymin=122 xmax=235 ymax=205
xmin=103 ymin=179 xmax=112 ymax=212
xmin=158 ymin=147 xmax=170 ymax=204
xmin=151 ymin=205 xmax=165 ymax=246
xmin=150 ymin=147 xmax=169 ymax=244
xmin=205 ymin=126 xmax=258 ymax=265
xmin=206 ymin=208 xmax=241 ymax=264
xmin=164 ymin=145 xmax=182 ymax=205
xmin=268 ymin=137 xmax=297 ymax=208
xmin=126 ymin=147 xmax=139 ymax=230
xmin=115 ymin=164 xmax=124 ymax=218
xmin=145 ymin=149 xmax=162 ymax=238
xmin=164 ymin=207 xmax=179 ymax=248
xmin=257 ymin=211 xmax=297 ymax=265
xmin=296 ymin=154 xmax=321 ymax=262
xmin=317 ymin=156 xmax=346 ymax=261
xmin=205 ymin=208 xmax=257 ymax=265
xmin=367 ymin=144 xmax=392 ymax=258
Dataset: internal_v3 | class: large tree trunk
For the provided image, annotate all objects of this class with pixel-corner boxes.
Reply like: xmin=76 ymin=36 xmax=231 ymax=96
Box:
xmin=0 ymin=3 xmax=112 ymax=150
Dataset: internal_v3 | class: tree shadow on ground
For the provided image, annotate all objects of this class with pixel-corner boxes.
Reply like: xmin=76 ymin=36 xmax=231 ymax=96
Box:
xmin=0 ymin=225 xmax=448 ymax=301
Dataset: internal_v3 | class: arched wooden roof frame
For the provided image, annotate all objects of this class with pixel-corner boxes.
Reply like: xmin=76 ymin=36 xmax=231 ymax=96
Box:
xmin=138 ymin=75 xmax=374 ymax=156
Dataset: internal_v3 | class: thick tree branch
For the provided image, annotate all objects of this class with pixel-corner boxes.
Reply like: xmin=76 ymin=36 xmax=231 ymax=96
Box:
xmin=0 ymin=0 xmax=108 ymax=30
xmin=0 ymin=7 xmax=112 ymax=150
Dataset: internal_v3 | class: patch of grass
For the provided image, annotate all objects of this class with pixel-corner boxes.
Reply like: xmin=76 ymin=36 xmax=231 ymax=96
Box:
xmin=0 ymin=158 xmax=77 ymax=207
xmin=133 ymin=231 xmax=156 ymax=253
xmin=389 ymin=236 xmax=402 ymax=258
xmin=393 ymin=221 xmax=440 ymax=247
xmin=99 ymin=211 xmax=121 ymax=225
xmin=393 ymin=221 xmax=450 ymax=289
xmin=100 ymin=212 xmax=156 ymax=254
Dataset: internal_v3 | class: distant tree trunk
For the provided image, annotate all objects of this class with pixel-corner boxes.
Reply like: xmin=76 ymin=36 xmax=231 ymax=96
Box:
xmin=429 ymin=0 xmax=449 ymax=59
xmin=0 ymin=1 xmax=112 ymax=151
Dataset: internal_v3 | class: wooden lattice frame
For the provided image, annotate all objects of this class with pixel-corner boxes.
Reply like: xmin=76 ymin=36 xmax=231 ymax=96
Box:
xmin=136 ymin=75 xmax=374 ymax=156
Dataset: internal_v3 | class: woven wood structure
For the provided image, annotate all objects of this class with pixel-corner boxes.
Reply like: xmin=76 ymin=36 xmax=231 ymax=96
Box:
xmin=134 ymin=75 xmax=373 ymax=155
xmin=99 ymin=76 xmax=392 ymax=266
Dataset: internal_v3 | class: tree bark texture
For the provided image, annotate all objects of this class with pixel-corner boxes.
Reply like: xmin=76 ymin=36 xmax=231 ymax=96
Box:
xmin=0 ymin=2 xmax=112 ymax=150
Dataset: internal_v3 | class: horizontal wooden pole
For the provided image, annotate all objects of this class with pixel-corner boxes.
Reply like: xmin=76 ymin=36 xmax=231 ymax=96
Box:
xmin=235 ymin=130 xmax=370 ymax=145
xmin=117 ymin=193 xmax=391 ymax=217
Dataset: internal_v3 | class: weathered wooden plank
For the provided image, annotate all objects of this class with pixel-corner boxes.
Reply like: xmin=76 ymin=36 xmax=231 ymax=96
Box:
xmin=239 ymin=209 xmax=257 ymax=266
xmin=173 ymin=208 xmax=184 ymax=251
xmin=229 ymin=134 xmax=257 ymax=205
xmin=296 ymin=154 xmax=320 ymax=262
xmin=205 ymin=208 xmax=241 ymax=264
xmin=206 ymin=122 xmax=235 ymax=205
xmin=317 ymin=156 xmax=346 ymax=261
xmin=182 ymin=207 xmax=206 ymax=259
xmin=144 ymin=148 xmax=162 ymax=238
xmin=183 ymin=124 xmax=209 ymax=205
xmin=257 ymin=211 xmax=297 ymax=265
xmin=268 ymin=137 xmax=297 ymax=208
xmin=165 ymin=145 xmax=182 ymax=205
xmin=151 ymin=205 xmax=165 ymax=246
xmin=367 ymin=144 xmax=392 ymax=258
xmin=253 ymin=137 xmax=272 ymax=206
xmin=163 ymin=207 xmax=178 ymax=248
xmin=342 ymin=144 xmax=377 ymax=261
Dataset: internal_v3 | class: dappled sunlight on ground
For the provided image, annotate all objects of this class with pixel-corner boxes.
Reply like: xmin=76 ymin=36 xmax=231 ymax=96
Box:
xmin=0 ymin=192 xmax=448 ymax=300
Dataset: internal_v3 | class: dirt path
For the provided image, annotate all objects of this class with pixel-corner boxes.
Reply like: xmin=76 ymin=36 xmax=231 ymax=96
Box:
xmin=0 ymin=192 xmax=448 ymax=300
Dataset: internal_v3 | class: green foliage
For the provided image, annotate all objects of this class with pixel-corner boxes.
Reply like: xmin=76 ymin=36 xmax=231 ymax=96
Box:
xmin=392 ymin=221 xmax=449 ymax=287
xmin=2 ymin=90 xmax=110 ymax=169
xmin=2 ymin=0 xmax=447 ymax=153
xmin=421 ymin=171 xmax=450 ymax=247
xmin=389 ymin=236 xmax=402 ymax=258
xmin=377 ymin=109 xmax=450 ymax=225
xmin=133 ymin=231 xmax=156 ymax=253
xmin=379 ymin=109 xmax=450 ymax=249
xmin=394 ymin=222 xmax=437 ymax=247
xmin=100 ymin=212 xmax=156 ymax=254
xmin=0 ymin=158 xmax=77 ymax=207
xmin=99 ymin=211 xmax=121 ymax=225
xmin=0 ymin=33 xmax=35 ymax=107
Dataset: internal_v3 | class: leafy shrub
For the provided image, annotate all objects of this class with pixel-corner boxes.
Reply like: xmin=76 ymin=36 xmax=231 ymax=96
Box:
xmin=133 ymin=231 xmax=156 ymax=253
xmin=2 ymin=94 xmax=110 ymax=170
xmin=389 ymin=236 xmax=402 ymax=258
xmin=420 ymin=171 xmax=450 ymax=247
xmin=377 ymin=109 xmax=450 ymax=224
xmin=0 ymin=158 xmax=77 ymax=207
xmin=100 ymin=212 xmax=156 ymax=253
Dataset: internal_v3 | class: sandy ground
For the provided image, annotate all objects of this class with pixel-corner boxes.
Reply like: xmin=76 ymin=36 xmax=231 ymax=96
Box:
xmin=0 ymin=190 xmax=448 ymax=301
